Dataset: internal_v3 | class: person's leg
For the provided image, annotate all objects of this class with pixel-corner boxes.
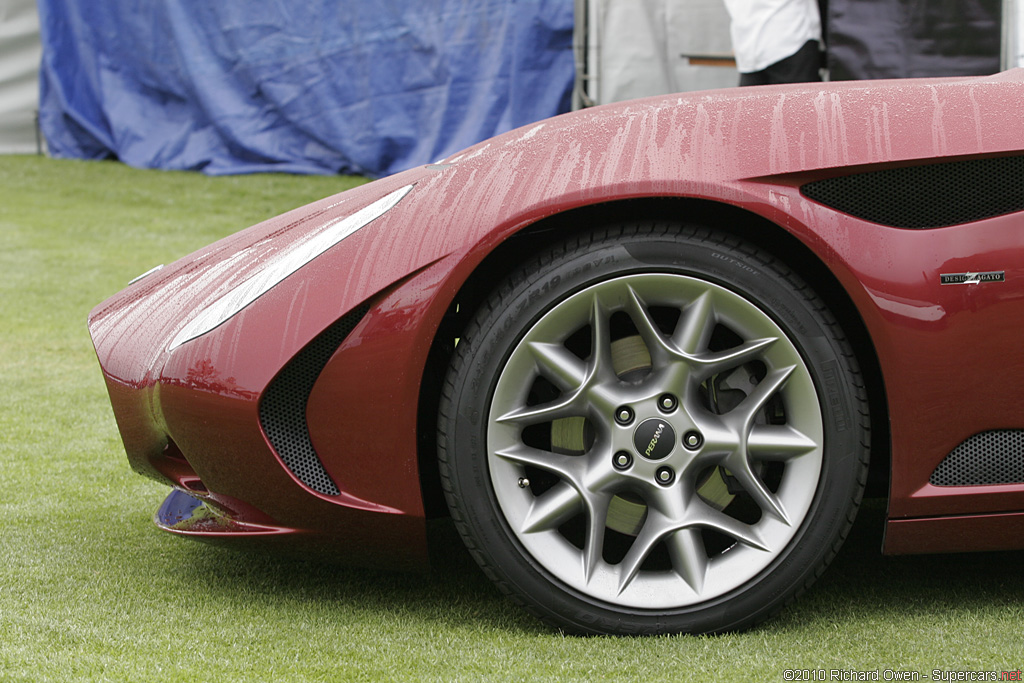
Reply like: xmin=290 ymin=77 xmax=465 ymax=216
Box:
xmin=739 ymin=69 xmax=770 ymax=86
xmin=763 ymin=39 xmax=822 ymax=84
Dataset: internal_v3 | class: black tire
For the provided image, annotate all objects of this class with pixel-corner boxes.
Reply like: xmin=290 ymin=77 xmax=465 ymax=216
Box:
xmin=437 ymin=223 xmax=869 ymax=635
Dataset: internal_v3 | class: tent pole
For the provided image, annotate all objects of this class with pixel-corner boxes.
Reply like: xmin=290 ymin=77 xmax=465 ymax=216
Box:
xmin=1003 ymin=0 xmax=1021 ymax=69
xmin=572 ymin=0 xmax=596 ymax=109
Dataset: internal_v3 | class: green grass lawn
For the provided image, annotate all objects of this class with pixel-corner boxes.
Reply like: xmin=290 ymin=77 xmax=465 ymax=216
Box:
xmin=1 ymin=155 xmax=1022 ymax=681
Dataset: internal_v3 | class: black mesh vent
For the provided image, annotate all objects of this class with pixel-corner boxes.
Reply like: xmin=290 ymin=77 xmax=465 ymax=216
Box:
xmin=930 ymin=430 xmax=1024 ymax=486
xmin=801 ymin=155 xmax=1024 ymax=229
xmin=259 ymin=304 xmax=370 ymax=496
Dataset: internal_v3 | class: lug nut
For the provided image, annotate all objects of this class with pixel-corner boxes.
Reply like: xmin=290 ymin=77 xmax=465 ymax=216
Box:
xmin=614 ymin=406 xmax=634 ymax=425
xmin=683 ymin=430 xmax=703 ymax=450
xmin=658 ymin=394 xmax=677 ymax=413
xmin=656 ymin=466 xmax=675 ymax=485
xmin=613 ymin=451 xmax=633 ymax=470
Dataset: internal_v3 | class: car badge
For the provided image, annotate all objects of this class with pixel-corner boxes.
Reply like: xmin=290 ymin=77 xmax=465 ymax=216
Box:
xmin=939 ymin=271 xmax=1005 ymax=285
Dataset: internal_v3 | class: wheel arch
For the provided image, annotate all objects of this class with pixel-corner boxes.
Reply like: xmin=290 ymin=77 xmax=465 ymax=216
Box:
xmin=416 ymin=196 xmax=890 ymax=519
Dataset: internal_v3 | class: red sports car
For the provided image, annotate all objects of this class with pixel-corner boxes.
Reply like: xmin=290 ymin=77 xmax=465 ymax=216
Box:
xmin=90 ymin=70 xmax=1024 ymax=635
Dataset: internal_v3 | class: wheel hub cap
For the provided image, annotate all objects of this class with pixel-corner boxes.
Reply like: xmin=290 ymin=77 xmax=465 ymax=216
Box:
xmin=633 ymin=418 xmax=675 ymax=461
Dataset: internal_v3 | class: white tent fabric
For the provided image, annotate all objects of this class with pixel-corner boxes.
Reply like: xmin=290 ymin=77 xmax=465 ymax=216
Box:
xmin=0 ymin=0 xmax=41 ymax=154
xmin=576 ymin=0 xmax=737 ymax=107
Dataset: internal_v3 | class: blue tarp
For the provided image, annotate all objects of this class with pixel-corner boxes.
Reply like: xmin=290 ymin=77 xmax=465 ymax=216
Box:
xmin=38 ymin=1 xmax=573 ymax=177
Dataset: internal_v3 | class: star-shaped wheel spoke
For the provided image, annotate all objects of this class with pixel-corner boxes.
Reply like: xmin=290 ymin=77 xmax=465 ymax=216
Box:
xmin=497 ymin=295 xmax=624 ymax=427
xmin=614 ymin=491 xmax=771 ymax=596
xmin=708 ymin=365 xmax=798 ymax=523
xmin=521 ymin=481 xmax=584 ymax=533
xmin=493 ymin=443 xmax=581 ymax=480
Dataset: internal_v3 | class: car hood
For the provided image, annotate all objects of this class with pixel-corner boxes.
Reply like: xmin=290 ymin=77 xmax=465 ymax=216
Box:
xmin=88 ymin=168 xmax=431 ymax=387
xmin=445 ymin=69 xmax=1024 ymax=180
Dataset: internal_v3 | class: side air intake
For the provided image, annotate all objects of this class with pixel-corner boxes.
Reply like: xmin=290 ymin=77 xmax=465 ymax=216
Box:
xmin=930 ymin=430 xmax=1024 ymax=487
xmin=259 ymin=304 xmax=370 ymax=496
xmin=801 ymin=155 xmax=1024 ymax=229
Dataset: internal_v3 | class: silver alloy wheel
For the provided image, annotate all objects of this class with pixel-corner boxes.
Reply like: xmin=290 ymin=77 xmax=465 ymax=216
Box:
xmin=487 ymin=273 xmax=823 ymax=609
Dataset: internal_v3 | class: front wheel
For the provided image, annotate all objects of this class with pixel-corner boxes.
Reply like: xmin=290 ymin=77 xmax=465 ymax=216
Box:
xmin=438 ymin=224 xmax=869 ymax=635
